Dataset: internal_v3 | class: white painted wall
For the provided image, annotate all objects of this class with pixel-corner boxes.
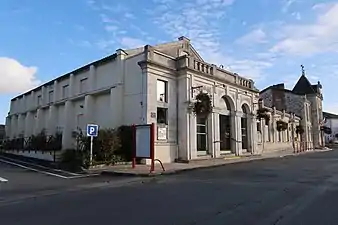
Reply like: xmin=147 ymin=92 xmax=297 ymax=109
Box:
xmin=324 ymin=118 xmax=338 ymax=142
xmin=6 ymin=50 xmax=145 ymax=150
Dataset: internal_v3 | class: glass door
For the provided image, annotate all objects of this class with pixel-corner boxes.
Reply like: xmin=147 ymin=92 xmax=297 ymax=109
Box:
xmin=196 ymin=115 xmax=208 ymax=155
xmin=219 ymin=115 xmax=231 ymax=154
xmin=241 ymin=117 xmax=248 ymax=151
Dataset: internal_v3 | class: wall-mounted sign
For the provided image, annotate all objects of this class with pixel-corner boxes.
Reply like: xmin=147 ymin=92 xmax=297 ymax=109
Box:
xmin=150 ymin=112 xmax=156 ymax=118
xmin=157 ymin=127 xmax=167 ymax=140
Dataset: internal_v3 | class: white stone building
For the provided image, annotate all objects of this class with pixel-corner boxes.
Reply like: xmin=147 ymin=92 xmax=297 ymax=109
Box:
xmin=6 ymin=36 xmax=264 ymax=163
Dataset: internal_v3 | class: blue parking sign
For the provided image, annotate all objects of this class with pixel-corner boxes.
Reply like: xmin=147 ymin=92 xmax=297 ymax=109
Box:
xmin=87 ymin=124 xmax=99 ymax=137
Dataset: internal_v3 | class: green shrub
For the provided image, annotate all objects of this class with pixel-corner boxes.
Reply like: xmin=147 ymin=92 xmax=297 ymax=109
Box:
xmin=116 ymin=125 xmax=133 ymax=161
xmin=60 ymin=149 xmax=89 ymax=171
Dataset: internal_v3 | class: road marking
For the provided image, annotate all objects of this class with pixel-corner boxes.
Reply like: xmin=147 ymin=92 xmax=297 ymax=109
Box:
xmin=0 ymin=158 xmax=99 ymax=179
xmin=0 ymin=156 xmax=80 ymax=176
xmin=67 ymin=173 xmax=100 ymax=179
xmin=0 ymin=176 xmax=8 ymax=182
xmin=0 ymin=158 xmax=69 ymax=179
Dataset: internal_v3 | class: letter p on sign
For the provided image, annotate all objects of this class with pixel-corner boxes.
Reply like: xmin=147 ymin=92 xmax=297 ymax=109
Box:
xmin=87 ymin=124 xmax=99 ymax=137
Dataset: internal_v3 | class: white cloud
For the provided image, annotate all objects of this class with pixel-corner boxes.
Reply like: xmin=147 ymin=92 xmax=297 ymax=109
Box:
xmin=291 ymin=12 xmax=301 ymax=20
xmin=227 ymin=59 xmax=273 ymax=81
xmin=87 ymin=2 xmax=147 ymax=52
xmin=149 ymin=0 xmax=234 ymax=59
xmin=149 ymin=0 xmax=272 ymax=80
xmin=281 ymin=0 xmax=297 ymax=13
xmin=271 ymin=3 xmax=338 ymax=56
xmin=235 ymin=29 xmax=267 ymax=45
xmin=124 ymin=12 xmax=135 ymax=19
xmin=0 ymin=57 xmax=40 ymax=94
xmin=120 ymin=37 xmax=146 ymax=49
xmin=105 ymin=25 xmax=118 ymax=32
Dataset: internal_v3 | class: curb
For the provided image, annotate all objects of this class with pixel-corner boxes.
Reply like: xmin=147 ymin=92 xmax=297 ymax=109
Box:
xmin=99 ymin=149 xmax=333 ymax=177
xmin=100 ymin=153 xmax=293 ymax=177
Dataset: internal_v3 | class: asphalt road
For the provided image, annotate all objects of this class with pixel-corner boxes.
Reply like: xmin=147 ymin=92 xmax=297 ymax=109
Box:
xmin=2 ymin=150 xmax=338 ymax=225
xmin=0 ymin=157 xmax=138 ymax=203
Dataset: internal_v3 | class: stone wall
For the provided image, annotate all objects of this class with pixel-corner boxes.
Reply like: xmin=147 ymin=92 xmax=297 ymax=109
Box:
xmin=256 ymin=105 xmax=307 ymax=154
xmin=260 ymin=87 xmax=314 ymax=149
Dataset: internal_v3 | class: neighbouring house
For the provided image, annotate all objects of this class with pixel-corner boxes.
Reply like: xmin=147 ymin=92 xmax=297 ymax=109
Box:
xmin=259 ymin=70 xmax=324 ymax=149
xmin=323 ymin=111 xmax=338 ymax=143
xmin=255 ymin=101 xmax=302 ymax=153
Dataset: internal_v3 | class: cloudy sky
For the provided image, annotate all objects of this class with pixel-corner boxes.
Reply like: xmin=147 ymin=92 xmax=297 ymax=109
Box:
xmin=1 ymin=0 xmax=338 ymax=123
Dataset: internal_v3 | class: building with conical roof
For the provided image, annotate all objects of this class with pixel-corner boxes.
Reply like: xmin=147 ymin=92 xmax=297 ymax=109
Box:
xmin=260 ymin=66 xmax=324 ymax=149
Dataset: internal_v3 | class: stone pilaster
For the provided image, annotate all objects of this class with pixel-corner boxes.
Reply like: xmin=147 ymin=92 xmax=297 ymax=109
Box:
xmin=89 ymin=65 xmax=96 ymax=92
xmin=177 ymin=76 xmax=191 ymax=161
xmin=62 ymin=100 xmax=74 ymax=149
xmin=234 ymin=111 xmax=242 ymax=155
xmin=53 ymin=80 xmax=58 ymax=102
xmin=250 ymin=115 xmax=257 ymax=154
xmin=41 ymin=86 xmax=46 ymax=106
xmin=34 ymin=109 xmax=41 ymax=134
xmin=84 ymin=95 xmax=94 ymax=125
xmin=17 ymin=114 xmax=23 ymax=135
xmin=5 ymin=116 xmax=11 ymax=139
xmin=11 ymin=115 xmax=18 ymax=138
xmin=25 ymin=111 xmax=32 ymax=137
xmin=69 ymin=73 xmax=75 ymax=97
xmin=109 ymin=87 xmax=122 ymax=128
xmin=213 ymin=112 xmax=221 ymax=158
xmin=48 ymin=105 xmax=56 ymax=135
xmin=189 ymin=114 xmax=197 ymax=158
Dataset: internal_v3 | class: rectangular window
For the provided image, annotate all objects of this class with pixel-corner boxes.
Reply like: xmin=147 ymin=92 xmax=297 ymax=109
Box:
xmin=48 ymin=91 xmax=54 ymax=103
xmin=157 ymin=80 xmax=168 ymax=102
xmin=37 ymin=95 xmax=42 ymax=106
xmin=157 ymin=107 xmax=168 ymax=124
xmin=80 ymin=78 xmax=88 ymax=93
xmin=62 ymin=85 xmax=69 ymax=98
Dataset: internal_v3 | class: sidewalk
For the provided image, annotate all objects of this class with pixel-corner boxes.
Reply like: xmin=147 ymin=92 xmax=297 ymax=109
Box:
xmin=92 ymin=148 xmax=332 ymax=177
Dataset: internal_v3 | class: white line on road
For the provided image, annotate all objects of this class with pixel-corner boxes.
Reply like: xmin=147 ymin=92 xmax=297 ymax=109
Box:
xmin=0 ymin=156 xmax=80 ymax=176
xmin=0 ymin=176 xmax=8 ymax=182
xmin=0 ymin=158 xmax=69 ymax=179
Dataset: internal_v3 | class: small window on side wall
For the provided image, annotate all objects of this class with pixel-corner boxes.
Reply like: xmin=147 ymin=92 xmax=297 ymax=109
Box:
xmin=157 ymin=80 xmax=168 ymax=102
xmin=80 ymin=78 xmax=88 ymax=93
xmin=48 ymin=91 xmax=54 ymax=103
xmin=157 ymin=107 xmax=168 ymax=124
xmin=37 ymin=95 xmax=42 ymax=106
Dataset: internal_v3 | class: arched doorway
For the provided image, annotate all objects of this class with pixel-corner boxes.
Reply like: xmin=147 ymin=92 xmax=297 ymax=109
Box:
xmin=219 ymin=96 xmax=235 ymax=154
xmin=241 ymin=103 xmax=250 ymax=152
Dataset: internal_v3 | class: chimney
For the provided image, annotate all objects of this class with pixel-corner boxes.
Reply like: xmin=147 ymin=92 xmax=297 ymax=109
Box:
xmin=178 ymin=36 xmax=190 ymax=43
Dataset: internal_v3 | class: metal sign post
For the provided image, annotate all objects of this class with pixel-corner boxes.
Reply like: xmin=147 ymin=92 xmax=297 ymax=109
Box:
xmin=87 ymin=124 xmax=99 ymax=166
xmin=90 ymin=136 xmax=94 ymax=165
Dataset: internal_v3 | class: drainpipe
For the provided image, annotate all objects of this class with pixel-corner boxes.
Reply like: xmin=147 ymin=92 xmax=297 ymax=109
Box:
xmin=176 ymin=77 xmax=179 ymax=161
xmin=212 ymin=84 xmax=216 ymax=158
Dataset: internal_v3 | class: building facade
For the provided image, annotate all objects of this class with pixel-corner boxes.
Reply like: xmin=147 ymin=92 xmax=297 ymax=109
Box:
xmin=6 ymin=36 xmax=315 ymax=163
xmin=6 ymin=37 xmax=263 ymax=163
xmin=259 ymin=73 xmax=324 ymax=148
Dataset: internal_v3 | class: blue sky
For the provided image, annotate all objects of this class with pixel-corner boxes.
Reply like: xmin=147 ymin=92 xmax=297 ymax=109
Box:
xmin=1 ymin=0 xmax=338 ymax=124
